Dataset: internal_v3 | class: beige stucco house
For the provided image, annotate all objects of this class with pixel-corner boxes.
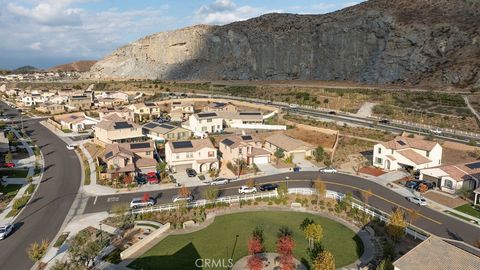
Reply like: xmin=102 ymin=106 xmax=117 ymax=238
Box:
xmin=142 ymin=122 xmax=192 ymax=142
xmin=219 ymin=135 xmax=271 ymax=165
xmin=264 ymin=134 xmax=314 ymax=159
xmin=165 ymin=138 xmax=218 ymax=173
xmin=36 ymin=102 xmax=65 ymax=115
xmin=186 ymin=112 xmax=223 ymax=134
xmin=68 ymin=95 xmax=92 ymax=110
xmin=128 ymin=102 xmax=162 ymax=122
xmin=94 ymin=114 xmax=146 ymax=146
xmin=419 ymin=160 xmax=480 ymax=194
xmin=219 ymin=111 xmax=264 ymax=127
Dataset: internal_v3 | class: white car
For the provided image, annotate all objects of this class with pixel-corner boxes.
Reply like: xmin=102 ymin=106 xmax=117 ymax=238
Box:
xmin=319 ymin=167 xmax=337 ymax=174
xmin=0 ymin=224 xmax=13 ymax=240
xmin=66 ymin=144 xmax=76 ymax=150
xmin=238 ymin=186 xmax=257 ymax=194
xmin=210 ymin=178 xmax=229 ymax=186
xmin=172 ymin=194 xmax=194 ymax=203
xmin=130 ymin=197 xmax=155 ymax=209
xmin=430 ymin=128 xmax=442 ymax=135
xmin=407 ymin=196 xmax=428 ymax=206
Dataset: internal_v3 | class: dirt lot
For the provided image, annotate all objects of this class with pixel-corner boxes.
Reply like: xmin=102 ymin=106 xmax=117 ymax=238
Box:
xmin=252 ymin=128 xmax=336 ymax=149
xmin=84 ymin=142 xmax=104 ymax=159
xmin=333 ymin=137 xmax=375 ymax=171
xmin=442 ymin=146 xmax=479 ymax=165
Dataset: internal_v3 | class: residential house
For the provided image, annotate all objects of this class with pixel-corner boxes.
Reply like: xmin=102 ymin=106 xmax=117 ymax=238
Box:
xmin=419 ymin=160 xmax=480 ymax=194
xmin=99 ymin=91 xmax=129 ymax=101
xmin=203 ymin=102 xmax=236 ymax=112
xmin=98 ymin=141 xmax=157 ymax=180
xmin=21 ymin=93 xmax=46 ymax=107
xmin=94 ymin=114 xmax=146 ymax=146
xmin=49 ymin=95 xmax=68 ymax=105
xmin=264 ymin=134 xmax=314 ymax=159
xmin=373 ymin=136 xmax=442 ymax=171
xmin=128 ymin=102 xmax=162 ymax=122
xmin=171 ymin=101 xmax=194 ymax=114
xmin=220 ymin=135 xmax=271 ymax=165
xmin=185 ymin=112 xmax=223 ymax=134
xmin=36 ymin=102 xmax=65 ymax=115
xmin=165 ymin=139 xmax=218 ymax=173
xmin=97 ymin=97 xmax=127 ymax=108
xmin=392 ymin=236 xmax=480 ymax=270
xmin=99 ymin=108 xmax=135 ymax=122
xmin=68 ymin=95 xmax=92 ymax=110
xmin=219 ymin=111 xmax=264 ymax=127
xmin=54 ymin=113 xmax=98 ymax=132
xmin=169 ymin=109 xmax=184 ymax=122
xmin=142 ymin=122 xmax=192 ymax=142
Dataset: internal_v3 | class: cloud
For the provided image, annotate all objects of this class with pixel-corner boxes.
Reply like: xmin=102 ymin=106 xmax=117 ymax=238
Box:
xmin=7 ymin=1 xmax=83 ymax=26
xmin=342 ymin=1 xmax=362 ymax=8
xmin=311 ymin=3 xmax=336 ymax=12
xmin=194 ymin=0 xmax=266 ymax=25
xmin=29 ymin=42 xmax=42 ymax=50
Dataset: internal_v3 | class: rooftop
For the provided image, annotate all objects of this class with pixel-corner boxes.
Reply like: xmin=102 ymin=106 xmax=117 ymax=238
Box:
xmin=168 ymin=138 xmax=215 ymax=153
xmin=143 ymin=122 xmax=186 ymax=134
xmin=381 ymin=136 xmax=438 ymax=151
xmin=96 ymin=114 xmax=139 ymax=131
xmin=220 ymin=134 xmax=262 ymax=148
xmin=265 ymin=133 xmax=314 ymax=152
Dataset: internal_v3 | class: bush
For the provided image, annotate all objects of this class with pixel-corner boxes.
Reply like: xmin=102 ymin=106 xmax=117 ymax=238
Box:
xmin=25 ymin=184 xmax=36 ymax=195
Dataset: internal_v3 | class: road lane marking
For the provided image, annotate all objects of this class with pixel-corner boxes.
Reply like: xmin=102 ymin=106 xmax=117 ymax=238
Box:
xmin=213 ymin=179 xmax=442 ymax=225
xmin=107 ymin=197 xmax=119 ymax=203
xmin=93 ymin=196 xmax=98 ymax=205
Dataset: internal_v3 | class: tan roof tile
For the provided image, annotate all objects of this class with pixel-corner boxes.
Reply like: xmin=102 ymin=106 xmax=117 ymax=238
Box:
xmin=381 ymin=136 xmax=438 ymax=151
xmin=397 ymin=149 xmax=432 ymax=165
xmin=265 ymin=134 xmax=314 ymax=152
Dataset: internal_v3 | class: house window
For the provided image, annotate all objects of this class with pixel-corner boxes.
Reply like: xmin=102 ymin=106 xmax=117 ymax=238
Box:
xmin=444 ymin=179 xmax=454 ymax=189
xmin=208 ymin=151 xmax=214 ymax=157
xmin=426 ymin=151 xmax=430 ymax=157
xmin=378 ymin=148 xmax=381 ymax=154
xmin=375 ymin=157 xmax=382 ymax=164
xmin=207 ymin=119 xmax=212 ymax=123
xmin=202 ymin=127 xmax=207 ymax=132
xmin=239 ymin=148 xmax=243 ymax=155
xmin=186 ymin=152 xmax=193 ymax=158
xmin=146 ymin=151 xmax=151 ymax=155
xmin=175 ymin=154 xmax=180 ymax=159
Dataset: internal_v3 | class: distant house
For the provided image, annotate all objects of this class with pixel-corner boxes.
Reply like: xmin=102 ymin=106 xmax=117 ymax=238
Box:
xmin=393 ymin=236 xmax=480 ymax=270
xmin=373 ymin=136 xmax=442 ymax=171
xmin=171 ymin=101 xmax=194 ymax=114
xmin=98 ymin=141 xmax=157 ymax=180
xmin=68 ymin=95 xmax=92 ymax=110
xmin=220 ymin=135 xmax=271 ymax=165
xmin=98 ymin=107 xmax=135 ymax=122
xmin=53 ymin=112 xmax=98 ymax=132
xmin=94 ymin=114 xmax=146 ymax=146
xmin=128 ymin=102 xmax=162 ymax=122
xmin=142 ymin=122 xmax=192 ymax=142
xmin=100 ymin=91 xmax=129 ymax=101
xmin=419 ymin=160 xmax=480 ymax=194
xmin=165 ymin=139 xmax=218 ymax=173
xmin=97 ymin=97 xmax=127 ymax=108
xmin=186 ymin=112 xmax=223 ymax=134
xmin=203 ymin=102 xmax=236 ymax=112
xmin=219 ymin=111 xmax=264 ymax=127
xmin=36 ymin=102 xmax=65 ymax=115
xmin=264 ymin=134 xmax=314 ymax=159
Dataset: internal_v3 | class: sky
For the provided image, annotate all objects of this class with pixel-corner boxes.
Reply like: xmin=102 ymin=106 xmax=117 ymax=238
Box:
xmin=0 ymin=0 xmax=363 ymax=69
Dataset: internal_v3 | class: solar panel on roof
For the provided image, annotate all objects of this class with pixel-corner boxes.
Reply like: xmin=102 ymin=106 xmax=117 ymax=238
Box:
xmin=239 ymin=112 xmax=261 ymax=115
xmin=172 ymin=141 xmax=193 ymax=149
xmin=114 ymin=122 xmax=133 ymax=129
xmin=130 ymin=142 xmax=151 ymax=149
xmin=198 ymin=112 xmax=217 ymax=118
xmin=105 ymin=151 xmax=113 ymax=159
xmin=466 ymin=162 xmax=480 ymax=170
xmin=222 ymin=139 xmax=235 ymax=146
xmin=144 ymin=123 xmax=158 ymax=129
xmin=241 ymin=135 xmax=253 ymax=141
xmin=159 ymin=124 xmax=175 ymax=129
xmin=397 ymin=140 xmax=406 ymax=146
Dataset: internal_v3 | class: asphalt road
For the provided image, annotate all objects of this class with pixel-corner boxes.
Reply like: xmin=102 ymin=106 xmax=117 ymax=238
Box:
xmin=85 ymin=171 xmax=480 ymax=246
xmin=0 ymin=103 xmax=82 ymax=270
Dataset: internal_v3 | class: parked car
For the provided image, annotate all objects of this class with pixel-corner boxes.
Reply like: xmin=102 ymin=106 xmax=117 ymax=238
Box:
xmin=186 ymin=168 xmax=197 ymax=177
xmin=328 ymin=111 xmax=336 ymax=115
xmin=135 ymin=175 xmax=147 ymax=185
xmin=415 ymin=181 xmax=436 ymax=190
xmin=238 ymin=186 xmax=257 ymax=194
xmin=430 ymin=128 xmax=442 ymax=135
xmin=66 ymin=144 xmax=76 ymax=150
xmin=0 ymin=163 xmax=15 ymax=168
xmin=405 ymin=180 xmax=420 ymax=189
xmin=210 ymin=178 xmax=229 ymax=186
xmin=407 ymin=196 xmax=428 ymax=206
xmin=0 ymin=223 xmax=13 ymax=240
xmin=130 ymin=197 xmax=156 ymax=209
xmin=319 ymin=167 xmax=337 ymax=174
xmin=259 ymin=183 xmax=279 ymax=191
xmin=147 ymin=175 xmax=159 ymax=184
xmin=172 ymin=194 xmax=194 ymax=203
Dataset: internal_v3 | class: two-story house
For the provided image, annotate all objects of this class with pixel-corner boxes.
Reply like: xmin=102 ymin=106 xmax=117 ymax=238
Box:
xmin=36 ymin=102 xmax=65 ymax=115
xmin=419 ymin=160 xmax=480 ymax=194
xmin=219 ymin=111 xmax=264 ymax=127
xmin=171 ymin=101 xmax=194 ymax=114
xmin=165 ymin=138 xmax=218 ymax=173
xmin=128 ymin=102 xmax=162 ymax=122
xmin=97 ymin=141 xmax=157 ymax=180
xmin=185 ymin=112 xmax=223 ymax=134
xmin=94 ymin=114 xmax=146 ymax=146
xmin=219 ymin=135 xmax=271 ymax=165
xmin=68 ymin=95 xmax=92 ymax=110
xmin=142 ymin=122 xmax=192 ymax=142
xmin=203 ymin=102 xmax=236 ymax=112
xmin=373 ymin=136 xmax=442 ymax=171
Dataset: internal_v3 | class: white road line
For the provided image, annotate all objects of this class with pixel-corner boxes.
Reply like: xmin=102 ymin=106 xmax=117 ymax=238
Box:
xmin=93 ymin=196 xmax=98 ymax=205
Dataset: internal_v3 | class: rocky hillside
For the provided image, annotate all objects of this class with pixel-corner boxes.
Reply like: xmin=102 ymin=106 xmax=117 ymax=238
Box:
xmin=84 ymin=0 xmax=480 ymax=88
xmin=49 ymin=60 xmax=97 ymax=72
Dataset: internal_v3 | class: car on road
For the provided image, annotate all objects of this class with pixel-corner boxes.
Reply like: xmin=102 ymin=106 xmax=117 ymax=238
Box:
xmin=66 ymin=144 xmax=76 ymax=150
xmin=0 ymin=224 xmax=13 ymax=240
xmin=405 ymin=180 xmax=420 ymax=189
xmin=186 ymin=168 xmax=197 ymax=177
xmin=407 ymin=196 xmax=428 ymax=206
xmin=0 ymin=163 xmax=15 ymax=168
xmin=238 ymin=186 xmax=257 ymax=194
xmin=319 ymin=167 xmax=337 ymax=174
xmin=328 ymin=111 xmax=336 ymax=115
xmin=379 ymin=119 xmax=390 ymax=124
xmin=172 ymin=194 xmax=194 ymax=203
xmin=210 ymin=178 xmax=229 ymax=185
xmin=430 ymin=128 xmax=442 ymax=135
xmin=259 ymin=183 xmax=278 ymax=191
xmin=130 ymin=197 xmax=156 ymax=208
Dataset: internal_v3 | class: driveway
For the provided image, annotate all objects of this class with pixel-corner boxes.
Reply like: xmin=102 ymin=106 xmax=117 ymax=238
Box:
xmin=173 ymin=172 xmax=209 ymax=187
xmin=293 ymin=156 xmax=318 ymax=171
xmin=256 ymin=163 xmax=278 ymax=174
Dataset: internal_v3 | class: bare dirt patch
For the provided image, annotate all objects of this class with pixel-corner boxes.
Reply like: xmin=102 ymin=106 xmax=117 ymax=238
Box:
xmin=423 ymin=191 xmax=467 ymax=208
xmin=84 ymin=142 xmax=104 ymax=159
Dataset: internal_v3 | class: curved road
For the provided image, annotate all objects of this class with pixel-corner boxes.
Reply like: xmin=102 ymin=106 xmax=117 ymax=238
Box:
xmin=0 ymin=103 xmax=82 ymax=270
xmin=85 ymin=171 xmax=480 ymax=246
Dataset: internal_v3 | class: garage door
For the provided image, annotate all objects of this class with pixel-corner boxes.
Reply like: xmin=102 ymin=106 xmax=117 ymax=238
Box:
xmin=253 ymin=156 xmax=269 ymax=164
xmin=173 ymin=163 xmax=193 ymax=173
xmin=291 ymin=152 xmax=305 ymax=159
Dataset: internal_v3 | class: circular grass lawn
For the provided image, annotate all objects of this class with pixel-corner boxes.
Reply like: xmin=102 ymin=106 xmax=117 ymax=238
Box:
xmin=129 ymin=211 xmax=363 ymax=270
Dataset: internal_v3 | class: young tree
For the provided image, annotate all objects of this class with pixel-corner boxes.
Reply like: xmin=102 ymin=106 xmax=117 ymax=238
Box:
xmin=68 ymin=229 xmax=105 ymax=267
xmin=142 ymin=192 xmax=150 ymax=202
xmin=407 ymin=209 xmax=420 ymax=225
xmin=304 ymin=223 xmax=323 ymax=250
xmin=314 ymin=178 xmax=327 ymax=205
xmin=156 ymin=162 xmax=168 ymax=181
xmin=277 ymin=236 xmax=295 ymax=270
xmin=313 ymin=146 xmax=325 ymax=162
xmin=375 ymin=259 xmax=393 ymax=270
xmin=274 ymin=148 xmax=285 ymax=164
xmin=456 ymin=187 xmax=472 ymax=200
xmin=248 ymin=237 xmax=263 ymax=254
xmin=203 ymin=186 xmax=219 ymax=202
xmin=246 ymin=179 xmax=255 ymax=188
xmin=277 ymin=182 xmax=288 ymax=199
xmin=178 ymin=185 xmax=191 ymax=197
xmin=387 ymin=208 xmax=407 ymax=242
xmin=252 ymin=226 xmax=264 ymax=244
xmin=27 ymin=240 xmax=50 ymax=262
xmin=234 ymin=158 xmax=247 ymax=176
xmin=247 ymin=255 xmax=263 ymax=270
xmin=277 ymin=226 xmax=293 ymax=238
xmin=417 ymin=183 xmax=428 ymax=193
xmin=361 ymin=188 xmax=373 ymax=205
xmin=300 ymin=217 xmax=315 ymax=231
xmin=313 ymin=250 xmax=335 ymax=270
xmin=4 ymin=152 xmax=13 ymax=164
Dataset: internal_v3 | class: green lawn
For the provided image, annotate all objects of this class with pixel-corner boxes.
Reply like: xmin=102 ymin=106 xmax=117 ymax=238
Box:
xmin=0 ymin=184 xmax=23 ymax=197
xmin=0 ymin=169 xmax=29 ymax=178
xmin=129 ymin=211 xmax=363 ymax=270
xmin=455 ymin=204 xmax=480 ymax=219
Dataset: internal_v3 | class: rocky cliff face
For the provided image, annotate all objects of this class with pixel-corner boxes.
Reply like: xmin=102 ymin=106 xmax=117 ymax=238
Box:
xmin=84 ymin=0 xmax=480 ymax=88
